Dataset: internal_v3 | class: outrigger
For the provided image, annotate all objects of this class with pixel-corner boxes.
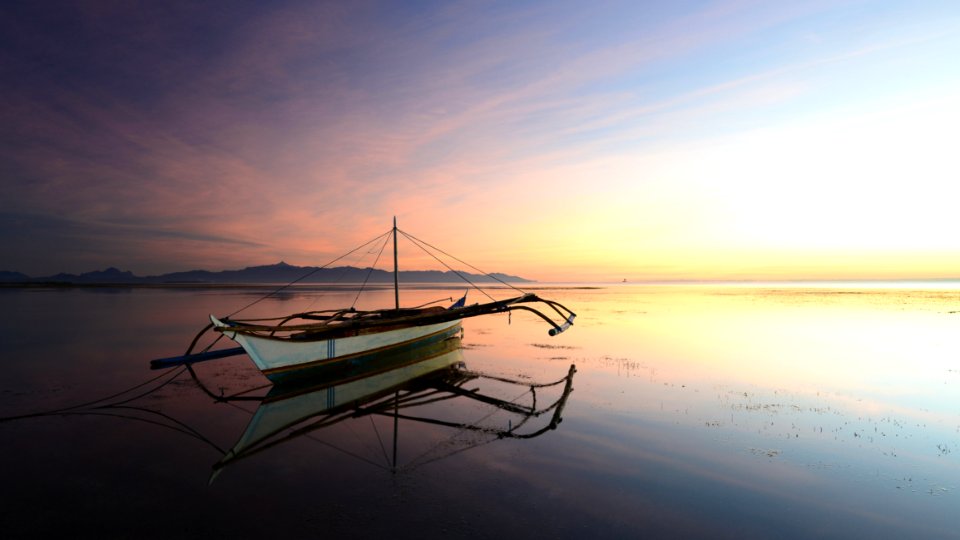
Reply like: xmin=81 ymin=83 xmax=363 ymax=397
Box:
xmin=151 ymin=219 xmax=575 ymax=382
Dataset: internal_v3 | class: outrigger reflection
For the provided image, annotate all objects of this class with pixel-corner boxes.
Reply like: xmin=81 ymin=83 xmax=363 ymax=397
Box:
xmin=202 ymin=335 xmax=577 ymax=482
xmin=151 ymin=219 xmax=576 ymax=383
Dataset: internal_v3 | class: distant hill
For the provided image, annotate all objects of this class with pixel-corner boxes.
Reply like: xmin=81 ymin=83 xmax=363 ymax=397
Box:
xmin=0 ymin=262 xmax=531 ymax=285
xmin=0 ymin=270 xmax=30 ymax=282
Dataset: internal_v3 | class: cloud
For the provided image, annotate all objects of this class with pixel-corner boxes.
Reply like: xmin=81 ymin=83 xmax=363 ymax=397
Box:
xmin=3 ymin=1 xmax=959 ymax=279
xmin=0 ymin=211 xmax=267 ymax=274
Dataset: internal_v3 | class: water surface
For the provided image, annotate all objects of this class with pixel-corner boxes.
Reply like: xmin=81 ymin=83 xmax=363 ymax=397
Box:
xmin=1 ymin=284 xmax=958 ymax=538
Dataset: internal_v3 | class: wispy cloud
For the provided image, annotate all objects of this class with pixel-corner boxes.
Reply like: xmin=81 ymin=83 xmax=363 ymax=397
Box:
xmin=3 ymin=1 xmax=959 ymax=278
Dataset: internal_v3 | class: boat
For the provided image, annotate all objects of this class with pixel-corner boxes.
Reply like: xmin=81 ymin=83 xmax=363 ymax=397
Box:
xmin=151 ymin=219 xmax=575 ymax=382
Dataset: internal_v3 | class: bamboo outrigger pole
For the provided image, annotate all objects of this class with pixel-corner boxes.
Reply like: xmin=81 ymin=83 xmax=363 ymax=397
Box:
xmin=393 ymin=216 xmax=400 ymax=310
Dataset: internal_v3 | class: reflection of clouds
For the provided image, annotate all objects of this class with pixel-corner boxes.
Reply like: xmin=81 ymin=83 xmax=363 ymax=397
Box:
xmin=4 ymin=283 xmax=959 ymax=536
xmin=560 ymin=285 xmax=960 ymax=515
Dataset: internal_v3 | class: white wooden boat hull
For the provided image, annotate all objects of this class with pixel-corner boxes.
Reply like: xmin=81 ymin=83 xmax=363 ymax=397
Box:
xmin=210 ymin=315 xmax=462 ymax=381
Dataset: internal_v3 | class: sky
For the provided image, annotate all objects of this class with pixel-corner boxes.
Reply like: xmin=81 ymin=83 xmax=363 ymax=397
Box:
xmin=2 ymin=0 xmax=959 ymax=282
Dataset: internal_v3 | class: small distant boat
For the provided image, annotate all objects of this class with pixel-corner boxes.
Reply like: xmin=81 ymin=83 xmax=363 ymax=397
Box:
xmin=152 ymin=219 xmax=575 ymax=382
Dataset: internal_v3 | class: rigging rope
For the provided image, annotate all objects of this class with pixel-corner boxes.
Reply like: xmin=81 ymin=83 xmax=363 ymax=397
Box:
xmin=300 ymin=432 xmax=391 ymax=471
xmin=49 ymin=409 xmax=226 ymax=454
xmin=301 ymin=235 xmax=393 ymax=313
xmin=398 ymin=228 xmax=527 ymax=295
xmin=221 ymin=225 xmax=525 ymax=318
xmin=398 ymin=230 xmax=497 ymax=302
xmin=226 ymin=228 xmax=393 ymax=318
xmin=351 ymin=231 xmax=391 ymax=309
xmin=368 ymin=414 xmax=392 ymax=468
xmin=0 ymin=365 xmax=227 ymax=453
xmin=0 ymin=365 xmax=187 ymax=423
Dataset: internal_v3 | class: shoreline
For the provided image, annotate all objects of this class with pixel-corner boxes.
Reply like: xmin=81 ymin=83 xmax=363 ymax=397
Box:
xmin=0 ymin=281 xmax=601 ymax=291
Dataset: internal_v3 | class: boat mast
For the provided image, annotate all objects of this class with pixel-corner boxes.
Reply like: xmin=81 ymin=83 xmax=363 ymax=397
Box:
xmin=393 ymin=216 xmax=400 ymax=309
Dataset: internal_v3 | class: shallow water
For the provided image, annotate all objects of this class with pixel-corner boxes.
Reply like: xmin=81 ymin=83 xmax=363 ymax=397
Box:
xmin=1 ymin=284 xmax=958 ymax=538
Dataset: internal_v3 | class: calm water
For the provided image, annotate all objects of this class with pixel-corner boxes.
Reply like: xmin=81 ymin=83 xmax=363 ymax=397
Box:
xmin=1 ymin=284 xmax=958 ymax=538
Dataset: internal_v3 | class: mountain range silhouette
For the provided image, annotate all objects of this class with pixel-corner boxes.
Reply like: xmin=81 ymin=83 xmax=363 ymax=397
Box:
xmin=0 ymin=262 xmax=530 ymax=284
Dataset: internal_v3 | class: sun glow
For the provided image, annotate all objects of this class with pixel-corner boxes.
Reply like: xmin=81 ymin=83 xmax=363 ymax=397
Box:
xmin=505 ymin=88 xmax=960 ymax=282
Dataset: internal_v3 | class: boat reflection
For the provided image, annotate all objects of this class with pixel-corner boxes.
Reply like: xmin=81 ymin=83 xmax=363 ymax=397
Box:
xmin=2 ymin=335 xmax=576 ymax=483
xmin=193 ymin=335 xmax=576 ymax=481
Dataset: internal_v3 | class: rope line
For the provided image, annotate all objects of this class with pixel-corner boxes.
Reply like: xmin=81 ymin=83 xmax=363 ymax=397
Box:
xmin=54 ymin=410 xmax=226 ymax=454
xmin=300 ymin=240 xmax=382 ymax=312
xmin=398 ymin=230 xmax=497 ymax=302
xmin=301 ymin=432 xmax=390 ymax=471
xmin=223 ymin=225 xmax=523 ymax=319
xmin=0 ymin=366 xmax=187 ymax=423
xmin=351 ymin=231 xmax=391 ymax=309
xmin=369 ymin=414 xmax=392 ymax=467
xmin=398 ymin=228 xmax=527 ymax=295
xmin=227 ymin=228 xmax=393 ymax=317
